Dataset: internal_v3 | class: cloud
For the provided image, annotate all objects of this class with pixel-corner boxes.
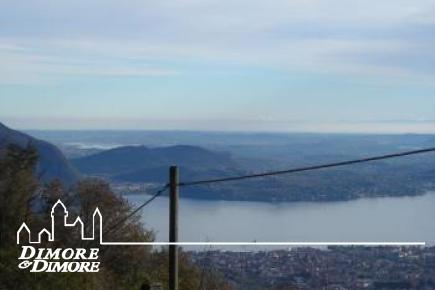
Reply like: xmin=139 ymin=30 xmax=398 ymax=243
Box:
xmin=0 ymin=40 xmax=177 ymax=84
xmin=0 ymin=0 xmax=435 ymax=84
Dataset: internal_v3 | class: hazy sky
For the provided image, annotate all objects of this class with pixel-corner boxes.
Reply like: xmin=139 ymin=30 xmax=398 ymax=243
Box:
xmin=1 ymin=0 xmax=435 ymax=132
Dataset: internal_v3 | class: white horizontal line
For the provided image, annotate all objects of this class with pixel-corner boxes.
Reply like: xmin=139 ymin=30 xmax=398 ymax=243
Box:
xmin=101 ymin=242 xmax=426 ymax=246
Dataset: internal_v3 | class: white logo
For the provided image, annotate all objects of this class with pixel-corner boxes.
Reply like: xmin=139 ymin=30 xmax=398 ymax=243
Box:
xmin=16 ymin=200 xmax=102 ymax=272
xmin=16 ymin=198 xmax=176 ymax=274
xmin=16 ymin=199 xmax=427 ymax=272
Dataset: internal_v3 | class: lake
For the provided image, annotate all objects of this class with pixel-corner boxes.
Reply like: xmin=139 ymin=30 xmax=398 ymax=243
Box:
xmin=125 ymin=192 xmax=435 ymax=249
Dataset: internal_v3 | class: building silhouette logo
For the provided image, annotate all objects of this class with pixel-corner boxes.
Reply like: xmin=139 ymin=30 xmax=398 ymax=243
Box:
xmin=16 ymin=200 xmax=102 ymax=273
xmin=17 ymin=200 xmax=102 ymax=245
xmin=16 ymin=199 xmax=164 ymax=273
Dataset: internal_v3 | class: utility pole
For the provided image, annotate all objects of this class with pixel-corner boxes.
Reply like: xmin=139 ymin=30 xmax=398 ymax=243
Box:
xmin=169 ymin=166 xmax=179 ymax=290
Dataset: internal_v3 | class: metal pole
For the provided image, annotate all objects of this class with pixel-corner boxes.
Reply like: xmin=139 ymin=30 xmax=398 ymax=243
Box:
xmin=169 ymin=166 xmax=179 ymax=290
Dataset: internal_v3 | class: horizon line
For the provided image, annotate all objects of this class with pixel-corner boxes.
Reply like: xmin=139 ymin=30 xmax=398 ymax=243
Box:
xmin=15 ymin=127 xmax=435 ymax=135
xmin=3 ymin=118 xmax=435 ymax=135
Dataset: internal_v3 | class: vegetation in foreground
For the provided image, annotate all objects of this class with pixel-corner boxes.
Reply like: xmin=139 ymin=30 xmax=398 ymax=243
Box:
xmin=0 ymin=145 xmax=232 ymax=290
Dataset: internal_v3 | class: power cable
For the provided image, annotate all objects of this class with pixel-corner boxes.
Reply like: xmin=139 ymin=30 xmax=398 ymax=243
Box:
xmin=179 ymin=147 xmax=435 ymax=186
xmin=103 ymin=184 xmax=169 ymax=236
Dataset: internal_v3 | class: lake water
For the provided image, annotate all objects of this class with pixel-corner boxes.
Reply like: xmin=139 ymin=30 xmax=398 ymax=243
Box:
xmin=125 ymin=192 xmax=435 ymax=249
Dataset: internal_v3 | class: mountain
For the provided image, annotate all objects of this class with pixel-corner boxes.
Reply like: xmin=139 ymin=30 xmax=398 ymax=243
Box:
xmin=71 ymin=145 xmax=239 ymax=181
xmin=0 ymin=122 xmax=80 ymax=186
xmin=70 ymin=135 xmax=435 ymax=202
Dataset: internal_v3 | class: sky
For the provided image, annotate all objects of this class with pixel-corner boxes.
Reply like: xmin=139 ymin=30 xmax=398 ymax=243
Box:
xmin=1 ymin=0 xmax=435 ymax=132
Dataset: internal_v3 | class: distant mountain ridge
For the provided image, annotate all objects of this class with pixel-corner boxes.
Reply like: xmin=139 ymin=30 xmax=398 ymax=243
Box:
xmin=0 ymin=122 xmax=80 ymax=186
xmin=71 ymin=144 xmax=239 ymax=182
xmin=19 ymin=129 xmax=435 ymax=202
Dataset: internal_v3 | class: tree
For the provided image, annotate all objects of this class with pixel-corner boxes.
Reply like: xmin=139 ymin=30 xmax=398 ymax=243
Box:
xmin=0 ymin=146 xmax=233 ymax=290
xmin=0 ymin=144 xmax=38 ymax=248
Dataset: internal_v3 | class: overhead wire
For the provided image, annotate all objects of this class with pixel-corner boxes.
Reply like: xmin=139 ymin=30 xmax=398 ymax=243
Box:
xmin=103 ymin=184 xmax=169 ymax=236
xmin=108 ymin=146 xmax=435 ymax=232
xmin=178 ymin=147 xmax=435 ymax=187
